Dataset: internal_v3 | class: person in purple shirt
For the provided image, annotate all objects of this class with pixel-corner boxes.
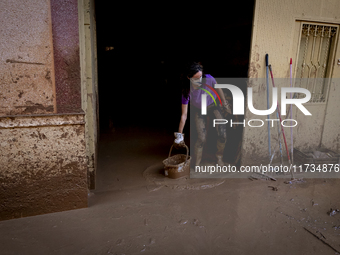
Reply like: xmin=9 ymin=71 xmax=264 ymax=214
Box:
xmin=174 ymin=62 xmax=231 ymax=166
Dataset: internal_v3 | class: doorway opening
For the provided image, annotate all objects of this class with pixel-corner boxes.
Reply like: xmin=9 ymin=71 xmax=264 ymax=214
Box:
xmin=94 ymin=2 xmax=255 ymax=189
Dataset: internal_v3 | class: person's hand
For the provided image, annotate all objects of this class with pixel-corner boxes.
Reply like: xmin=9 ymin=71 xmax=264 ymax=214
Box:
xmin=174 ymin=132 xmax=185 ymax=149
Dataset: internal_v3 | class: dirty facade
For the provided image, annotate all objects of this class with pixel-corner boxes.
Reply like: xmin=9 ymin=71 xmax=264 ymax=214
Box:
xmin=1 ymin=0 xmax=340 ymax=221
xmin=241 ymin=0 xmax=340 ymax=166
xmin=0 ymin=0 xmax=98 ymax=220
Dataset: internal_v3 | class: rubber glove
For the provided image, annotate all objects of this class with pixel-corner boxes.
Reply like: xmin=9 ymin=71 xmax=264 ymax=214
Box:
xmin=174 ymin=132 xmax=185 ymax=148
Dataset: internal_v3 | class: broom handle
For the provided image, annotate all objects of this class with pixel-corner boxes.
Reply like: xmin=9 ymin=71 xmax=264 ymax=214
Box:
xmin=268 ymin=65 xmax=291 ymax=164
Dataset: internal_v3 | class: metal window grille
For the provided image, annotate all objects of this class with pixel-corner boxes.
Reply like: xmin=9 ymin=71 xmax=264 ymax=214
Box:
xmin=296 ymin=23 xmax=338 ymax=103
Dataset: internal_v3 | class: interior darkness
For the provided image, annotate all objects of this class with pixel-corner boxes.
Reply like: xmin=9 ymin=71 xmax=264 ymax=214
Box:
xmin=95 ymin=2 xmax=255 ymax=162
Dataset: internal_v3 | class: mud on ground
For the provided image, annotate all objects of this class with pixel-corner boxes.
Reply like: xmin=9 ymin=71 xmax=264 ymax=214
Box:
xmin=0 ymin=127 xmax=339 ymax=255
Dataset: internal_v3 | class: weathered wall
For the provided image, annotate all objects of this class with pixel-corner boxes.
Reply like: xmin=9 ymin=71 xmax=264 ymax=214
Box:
xmin=242 ymin=0 xmax=340 ymax=165
xmin=321 ymin=78 xmax=340 ymax=152
xmin=0 ymin=0 xmax=56 ymax=115
xmin=0 ymin=0 xmax=89 ymax=221
xmin=0 ymin=114 xmax=87 ymax=221
xmin=51 ymin=0 xmax=82 ymax=113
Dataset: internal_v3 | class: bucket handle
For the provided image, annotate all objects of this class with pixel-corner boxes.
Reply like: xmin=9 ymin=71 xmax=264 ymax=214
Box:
xmin=168 ymin=144 xmax=189 ymax=164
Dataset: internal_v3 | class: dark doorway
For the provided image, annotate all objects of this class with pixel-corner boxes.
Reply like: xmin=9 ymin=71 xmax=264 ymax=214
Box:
xmin=95 ymin=2 xmax=255 ymax=166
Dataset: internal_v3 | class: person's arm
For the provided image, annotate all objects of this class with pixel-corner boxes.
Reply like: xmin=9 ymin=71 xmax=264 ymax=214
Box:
xmin=178 ymin=104 xmax=188 ymax=133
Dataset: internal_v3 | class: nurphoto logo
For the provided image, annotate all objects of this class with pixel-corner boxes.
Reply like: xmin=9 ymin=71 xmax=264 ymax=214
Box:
xmin=200 ymin=83 xmax=312 ymax=128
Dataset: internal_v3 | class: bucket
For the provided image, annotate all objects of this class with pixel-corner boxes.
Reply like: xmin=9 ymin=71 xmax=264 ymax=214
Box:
xmin=162 ymin=144 xmax=191 ymax=179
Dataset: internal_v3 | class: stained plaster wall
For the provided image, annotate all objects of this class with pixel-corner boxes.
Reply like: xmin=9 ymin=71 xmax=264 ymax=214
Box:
xmin=0 ymin=0 xmax=88 ymax=220
xmin=241 ymin=0 xmax=340 ymax=165
xmin=0 ymin=0 xmax=56 ymax=115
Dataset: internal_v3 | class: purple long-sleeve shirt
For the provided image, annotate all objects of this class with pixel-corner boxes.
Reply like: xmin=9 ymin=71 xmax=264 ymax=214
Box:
xmin=181 ymin=74 xmax=217 ymax=108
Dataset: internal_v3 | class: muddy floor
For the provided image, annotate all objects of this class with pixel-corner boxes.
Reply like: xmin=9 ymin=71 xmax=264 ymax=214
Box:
xmin=0 ymin=127 xmax=340 ymax=255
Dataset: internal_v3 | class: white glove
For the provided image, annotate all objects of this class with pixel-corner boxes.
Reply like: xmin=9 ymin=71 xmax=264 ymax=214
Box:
xmin=174 ymin=132 xmax=184 ymax=145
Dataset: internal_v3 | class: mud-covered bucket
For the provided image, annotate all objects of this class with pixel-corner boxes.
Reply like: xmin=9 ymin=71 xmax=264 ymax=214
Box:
xmin=162 ymin=144 xmax=191 ymax=179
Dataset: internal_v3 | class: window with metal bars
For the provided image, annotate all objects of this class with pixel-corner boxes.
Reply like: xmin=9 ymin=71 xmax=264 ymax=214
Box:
xmin=296 ymin=23 xmax=338 ymax=103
